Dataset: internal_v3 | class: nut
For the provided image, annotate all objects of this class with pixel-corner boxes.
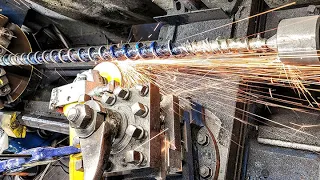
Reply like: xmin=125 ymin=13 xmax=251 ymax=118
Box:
xmin=126 ymin=125 xmax=144 ymax=139
xmin=136 ymin=85 xmax=149 ymax=96
xmin=114 ymin=87 xmax=130 ymax=100
xmin=131 ymin=102 xmax=148 ymax=117
xmin=197 ymin=133 xmax=209 ymax=146
xmin=124 ymin=150 xmax=144 ymax=165
xmin=68 ymin=104 xmax=93 ymax=129
xmin=101 ymin=93 xmax=116 ymax=105
xmin=199 ymin=166 xmax=211 ymax=178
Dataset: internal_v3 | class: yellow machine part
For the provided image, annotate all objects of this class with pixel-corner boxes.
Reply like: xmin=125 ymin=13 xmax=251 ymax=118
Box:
xmin=69 ymin=128 xmax=84 ymax=180
xmin=93 ymin=62 xmax=122 ymax=85
xmin=68 ymin=62 xmax=122 ymax=180
xmin=1 ymin=112 xmax=26 ymax=138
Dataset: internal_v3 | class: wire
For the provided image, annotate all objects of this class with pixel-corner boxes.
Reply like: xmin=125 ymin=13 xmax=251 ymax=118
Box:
xmin=52 ymin=164 xmax=69 ymax=174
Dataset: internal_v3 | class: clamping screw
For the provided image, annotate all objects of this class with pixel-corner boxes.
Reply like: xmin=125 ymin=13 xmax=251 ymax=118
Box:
xmin=124 ymin=150 xmax=144 ymax=165
xmin=131 ymin=102 xmax=148 ymax=117
xmin=101 ymin=93 xmax=117 ymax=105
xmin=136 ymin=85 xmax=149 ymax=96
xmin=126 ymin=125 xmax=145 ymax=140
xmin=114 ymin=87 xmax=130 ymax=100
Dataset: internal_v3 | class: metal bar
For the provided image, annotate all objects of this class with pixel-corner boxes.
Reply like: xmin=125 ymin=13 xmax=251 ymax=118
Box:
xmin=0 ymin=37 xmax=271 ymax=66
xmin=0 ymin=154 xmax=32 ymax=159
xmin=20 ymin=115 xmax=69 ymax=135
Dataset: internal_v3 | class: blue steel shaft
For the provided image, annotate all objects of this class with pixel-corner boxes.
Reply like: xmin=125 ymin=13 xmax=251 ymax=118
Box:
xmin=0 ymin=37 xmax=270 ymax=66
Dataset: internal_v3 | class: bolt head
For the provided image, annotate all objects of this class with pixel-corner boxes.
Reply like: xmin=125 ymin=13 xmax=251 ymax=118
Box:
xmin=124 ymin=150 xmax=144 ymax=165
xmin=67 ymin=108 xmax=80 ymax=122
xmin=197 ymin=133 xmax=209 ymax=146
xmin=199 ymin=166 xmax=211 ymax=178
xmin=68 ymin=104 xmax=93 ymax=129
xmin=114 ymin=87 xmax=130 ymax=100
xmin=101 ymin=93 xmax=116 ymax=105
xmin=136 ymin=85 xmax=149 ymax=96
xmin=131 ymin=102 xmax=148 ymax=117
xmin=126 ymin=125 xmax=144 ymax=139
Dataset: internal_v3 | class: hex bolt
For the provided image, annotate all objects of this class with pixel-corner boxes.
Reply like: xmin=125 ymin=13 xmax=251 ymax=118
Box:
xmin=68 ymin=104 xmax=93 ymax=129
xmin=136 ymin=85 xmax=149 ymax=96
xmin=197 ymin=133 xmax=209 ymax=146
xmin=126 ymin=125 xmax=145 ymax=140
xmin=124 ymin=150 xmax=144 ymax=165
xmin=101 ymin=93 xmax=117 ymax=105
xmin=131 ymin=102 xmax=149 ymax=117
xmin=67 ymin=107 xmax=80 ymax=122
xmin=114 ymin=87 xmax=130 ymax=100
xmin=199 ymin=166 xmax=212 ymax=178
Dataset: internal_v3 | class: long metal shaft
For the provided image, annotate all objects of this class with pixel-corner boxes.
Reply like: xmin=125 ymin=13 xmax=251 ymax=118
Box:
xmin=0 ymin=37 xmax=272 ymax=66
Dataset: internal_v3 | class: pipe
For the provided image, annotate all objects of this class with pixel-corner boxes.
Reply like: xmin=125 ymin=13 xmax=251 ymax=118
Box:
xmin=0 ymin=37 xmax=271 ymax=66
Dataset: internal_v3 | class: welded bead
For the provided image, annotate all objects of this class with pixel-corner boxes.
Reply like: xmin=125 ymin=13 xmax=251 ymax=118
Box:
xmin=67 ymin=49 xmax=81 ymax=62
xmin=15 ymin=54 xmax=25 ymax=65
xmin=227 ymin=38 xmax=249 ymax=51
xmin=88 ymin=47 xmax=100 ymax=61
xmin=10 ymin=54 xmax=22 ymax=65
xmin=98 ymin=46 xmax=111 ymax=60
xmin=58 ymin=49 xmax=71 ymax=63
xmin=248 ymin=37 xmax=267 ymax=50
xmin=7 ymin=54 xmax=18 ymax=66
xmin=136 ymin=42 xmax=154 ymax=58
xmin=217 ymin=38 xmax=229 ymax=52
xmin=150 ymin=41 xmax=160 ymax=57
xmin=2 ymin=54 xmax=11 ymax=66
xmin=170 ymin=41 xmax=185 ymax=55
xmin=207 ymin=39 xmax=221 ymax=53
xmin=41 ymin=51 xmax=51 ymax=63
xmin=20 ymin=53 xmax=30 ymax=65
xmin=0 ymin=56 xmax=5 ymax=66
xmin=27 ymin=52 xmax=39 ymax=64
xmin=34 ymin=51 xmax=45 ymax=64
xmin=154 ymin=43 xmax=171 ymax=57
xmin=126 ymin=45 xmax=138 ymax=59
xmin=49 ymin=50 xmax=62 ymax=63
xmin=122 ymin=44 xmax=137 ymax=59
xmin=77 ymin=48 xmax=91 ymax=62
xmin=110 ymin=45 xmax=126 ymax=59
